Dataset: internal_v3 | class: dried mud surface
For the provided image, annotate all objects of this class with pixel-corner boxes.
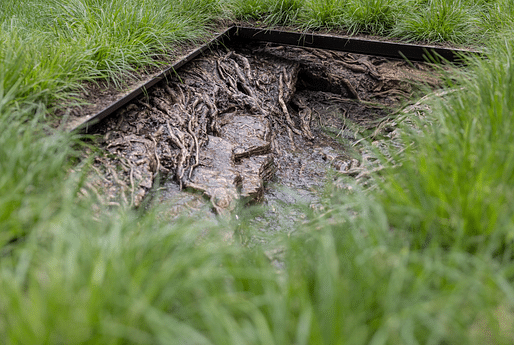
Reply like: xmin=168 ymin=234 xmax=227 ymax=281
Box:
xmin=83 ymin=41 xmax=440 ymax=217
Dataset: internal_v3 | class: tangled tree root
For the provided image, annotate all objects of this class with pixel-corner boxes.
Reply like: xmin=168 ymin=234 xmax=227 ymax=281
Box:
xmin=88 ymin=42 xmax=440 ymax=212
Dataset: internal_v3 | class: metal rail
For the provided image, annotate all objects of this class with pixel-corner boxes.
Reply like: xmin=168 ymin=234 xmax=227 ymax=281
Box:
xmin=233 ymin=26 xmax=480 ymax=63
xmin=70 ymin=26 xmax=480 ymax=133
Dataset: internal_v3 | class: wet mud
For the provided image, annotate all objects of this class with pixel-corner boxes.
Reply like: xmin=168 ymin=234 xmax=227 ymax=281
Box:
xmin=87 ymin=41 xmax=439 ymax=216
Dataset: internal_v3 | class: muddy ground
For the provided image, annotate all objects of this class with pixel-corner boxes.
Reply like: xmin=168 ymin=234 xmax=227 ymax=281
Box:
xmin=82 ymin=40 xmax=440 ymax=220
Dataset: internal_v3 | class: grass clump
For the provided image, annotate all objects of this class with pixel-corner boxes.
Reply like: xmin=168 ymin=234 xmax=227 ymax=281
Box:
xmin=0 ymin=0 xmax=220 ymax=109
xmin=0 ymin=99 xmax=80 ymax=247
xmin=227 ymin=0 xmax=514 ymax=45
xmin=301 ymin=0 xmax=346 ymax=28
xmin=376 ymin=33 xmax=514 ymax=253
xmin=392 ymin=0 xmax=482 ymax=43
xmin=0 ymin=205 xmax=280 ymax=344
xmin=45 ymin=0 xmax=207 ymax=86
xmin=344 ymin=0 xmax=401 ymax=35
xmin=478 ymin=0 xmax=514 ymax=34
xmin=0 ymin=27 xmax=85 ymax=107
xmin=282 ymin=189 xmax=509 ymax=343
xmin=228 ymin=0 xmax=305 ymax=26
xmin=266 ymin=0 xmax=305 ymax=26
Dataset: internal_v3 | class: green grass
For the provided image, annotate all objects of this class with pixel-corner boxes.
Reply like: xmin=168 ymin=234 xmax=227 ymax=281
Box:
xmin=227 ymin=0 xmax=304 ymax=26
xmin=2 ymin=0 xmax=514 ymax=343
xmin=228 ymin=0 xmax=513 ymax=44
xmin=0 ymin=0 xmax=217 ymax=108
xmin=344 ymin=0 xmax=401 ymax=35
xmin=301 ymin=0 xmax=346 ymax=28
xmin=372 ymin=35 xmax=514 ymax=254
xmin=392 ymin=0 xmax=483 ymax=44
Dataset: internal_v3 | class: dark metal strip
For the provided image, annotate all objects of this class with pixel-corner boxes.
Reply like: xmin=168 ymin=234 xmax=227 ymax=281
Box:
xmin=233 ymin=26 xmax=480 ymax=62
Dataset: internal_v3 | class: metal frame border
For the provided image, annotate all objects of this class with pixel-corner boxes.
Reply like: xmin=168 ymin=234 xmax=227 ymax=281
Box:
xmin=72 ymin=26 xmax=480 ymax=133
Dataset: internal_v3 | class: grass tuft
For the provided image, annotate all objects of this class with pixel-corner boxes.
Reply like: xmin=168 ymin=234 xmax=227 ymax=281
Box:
xmin=344 ymin=0 xmax=400 ymax=35
xmin=297 ymin=0 xmax=346 ymax=28
xmin=375 ymin=33 xmax=514 ymax=253
xmin=392 ymin=0 xmax=481 ymax=43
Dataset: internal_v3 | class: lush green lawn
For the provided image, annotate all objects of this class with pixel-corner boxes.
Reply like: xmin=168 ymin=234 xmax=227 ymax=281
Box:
xmin=2 ymin=0 xmax=514 ymax=343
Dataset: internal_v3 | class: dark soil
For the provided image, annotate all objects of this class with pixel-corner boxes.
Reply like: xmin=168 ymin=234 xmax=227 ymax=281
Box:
xmin=83 ymin=40 xmax=440 ymax=215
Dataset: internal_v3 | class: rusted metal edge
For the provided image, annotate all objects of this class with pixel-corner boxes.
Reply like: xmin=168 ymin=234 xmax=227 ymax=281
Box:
xmin=71 ymin=25 xmax=480 ymax=133
xmin=233 ymin=26 xmax=481 ymax=63
xmin=73 ymin=26 xmax=237 ymax=133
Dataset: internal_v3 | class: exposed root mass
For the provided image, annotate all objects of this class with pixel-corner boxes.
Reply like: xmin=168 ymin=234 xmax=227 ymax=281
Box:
xmin=87 ymin=42 xmax=439 ymax=212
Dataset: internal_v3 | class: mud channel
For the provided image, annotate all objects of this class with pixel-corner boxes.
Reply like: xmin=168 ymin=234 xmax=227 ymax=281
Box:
xmin=87 ymin=41 xmax=440 ymax=224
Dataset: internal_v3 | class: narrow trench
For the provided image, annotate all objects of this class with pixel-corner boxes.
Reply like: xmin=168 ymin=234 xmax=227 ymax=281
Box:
xmin=88 ymin=41 xmax=440 ymax=223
